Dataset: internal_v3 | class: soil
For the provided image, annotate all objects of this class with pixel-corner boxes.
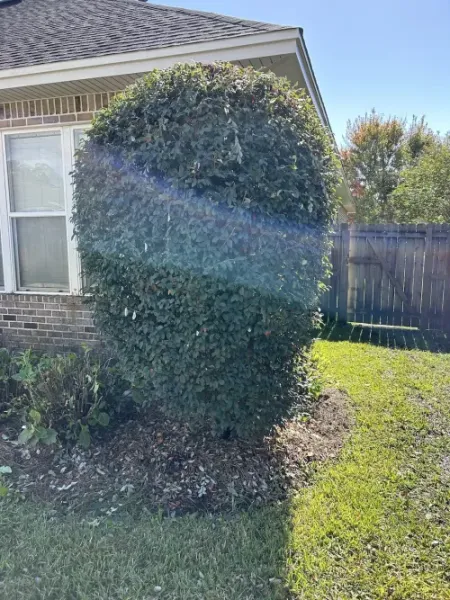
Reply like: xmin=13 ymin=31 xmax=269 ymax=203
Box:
xmin=0 ymin=389 xmax=351 ymax=516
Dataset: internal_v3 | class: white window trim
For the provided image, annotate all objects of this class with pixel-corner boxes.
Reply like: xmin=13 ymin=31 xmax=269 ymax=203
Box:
xmin=0 ymin=125 xmax=85 ymax=295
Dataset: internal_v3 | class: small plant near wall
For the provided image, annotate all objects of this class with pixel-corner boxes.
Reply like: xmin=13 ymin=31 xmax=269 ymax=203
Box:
xmin=0 ymin=347 xmax=130 ymax=449
xmin=72 ymin=62 xmax=339 ymax=438
xmin=0 ymin=348 xmax=21 ymax=417
xmin=0 ymin=465 xmax=12 ymax=497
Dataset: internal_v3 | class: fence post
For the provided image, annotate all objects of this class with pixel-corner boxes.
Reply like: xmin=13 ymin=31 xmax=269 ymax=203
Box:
xmin=421 ymin=224 xmax=434 ymax=330
xmin=338 ymin=223 xmax=350 ymax=323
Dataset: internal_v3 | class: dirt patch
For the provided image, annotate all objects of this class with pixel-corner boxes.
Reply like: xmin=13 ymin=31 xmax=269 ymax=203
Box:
xmin=0 ymin=389 xmax=350 ymax=515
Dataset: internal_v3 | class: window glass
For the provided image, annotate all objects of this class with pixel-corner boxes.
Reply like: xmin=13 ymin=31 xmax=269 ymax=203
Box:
xmin=74 ymin=129 xmax=87 ymax=151
xmin=6 ymin=132 xmax=65 ymax=212
xmin=14 ymin=217 xmax=69 ymax=290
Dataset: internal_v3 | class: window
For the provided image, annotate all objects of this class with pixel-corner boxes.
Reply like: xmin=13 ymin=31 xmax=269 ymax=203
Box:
xmin=0 ymin=126 xmax=91 ymax=295
xmin=6 ymin=132 xmax=65 ymax=212
xmin=5 ymin=132 xmax=69 ymax=291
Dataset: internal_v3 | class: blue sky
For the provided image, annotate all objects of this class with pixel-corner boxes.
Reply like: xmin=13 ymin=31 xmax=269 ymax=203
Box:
xmin=159 ymin=0 xmax=450 ymax=144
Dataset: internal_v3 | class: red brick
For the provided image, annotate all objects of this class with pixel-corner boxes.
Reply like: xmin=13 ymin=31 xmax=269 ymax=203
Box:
xmin=77 ymin=112 xmax=94 ymax=122
xmin=0 ymin=292 xmax=99 ymax=350
xmin=17 ymin=316 xmax=46 ymax=323
xmin=26 ymin=117 xmax=43 ymax=126
xmin=76 ymin=332 xmax=96 ymax=340
xmin=14 ymin=302 xmax=30 ymax=309
xmin=11 ymin=119 xmax=27 ymax=128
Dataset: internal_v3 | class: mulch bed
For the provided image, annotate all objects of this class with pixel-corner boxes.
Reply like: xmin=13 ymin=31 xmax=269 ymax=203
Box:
xmin=0 ymin=389 xmax=350 ymax=516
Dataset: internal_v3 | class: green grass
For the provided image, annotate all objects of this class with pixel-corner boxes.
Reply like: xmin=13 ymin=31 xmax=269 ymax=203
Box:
xmin=0 ymin=504 xmax=288 ymax=600
xmin=288 ymin=337 xmax=450 ymax=599
xmin=1 ymin=329 xmax=450 ymax=599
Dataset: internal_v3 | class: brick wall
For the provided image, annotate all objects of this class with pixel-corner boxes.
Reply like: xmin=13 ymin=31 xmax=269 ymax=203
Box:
xmin=0 ymin=294 xmax=100 ymax=352
xmin=0 ymin=91 xmax=118 ymax=351
xmin=0 ymin=91 xmax=118 ymax=129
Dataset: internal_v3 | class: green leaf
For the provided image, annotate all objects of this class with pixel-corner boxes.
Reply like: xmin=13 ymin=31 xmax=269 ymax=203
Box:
xmin=29 ymin=409 xmax=41 ymax=424
xmin=0 ymin=485 xmax=8 ymax=497
xmin=97 ymin=412 xmax=110 ymax=427
xmin=18 ymin=428 xmax=34 ymax=445
xmin=78 ymin=426 xmax=91 ymax=449
xmin=40 ymin=428 xmax=58 ymax=446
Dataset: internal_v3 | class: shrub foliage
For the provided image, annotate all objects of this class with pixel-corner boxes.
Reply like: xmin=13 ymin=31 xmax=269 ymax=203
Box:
xmin=72 ymin=63 xmax=339 ymax=437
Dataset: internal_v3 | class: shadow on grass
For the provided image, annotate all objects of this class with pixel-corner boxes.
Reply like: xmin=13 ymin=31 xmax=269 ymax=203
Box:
xmin=0 ymin=501 xmax=290 ymax=600
xmin=318 ymin=321 xmax=450 ymax=353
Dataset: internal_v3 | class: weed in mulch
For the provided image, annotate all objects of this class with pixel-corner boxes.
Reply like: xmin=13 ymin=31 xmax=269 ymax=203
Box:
xmin=0 ymin=389 xmax=350 ymax=516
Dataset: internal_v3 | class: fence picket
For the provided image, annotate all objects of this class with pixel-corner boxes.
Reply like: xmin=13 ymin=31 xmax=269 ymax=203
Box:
xmin=322 ymin=223 xmax=450 ymax=331
xmin=337 ymin=224 xmax=349 ymax=322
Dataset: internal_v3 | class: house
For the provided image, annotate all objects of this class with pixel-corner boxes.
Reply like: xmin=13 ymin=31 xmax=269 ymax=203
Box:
xmin=0 ymin=0 xmax=351 ymax=351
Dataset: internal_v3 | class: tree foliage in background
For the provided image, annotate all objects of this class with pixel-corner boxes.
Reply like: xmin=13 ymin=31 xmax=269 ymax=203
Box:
xmin=341 ymin=111 xmax=435 ymax=222
xmin=72 ymin=63 xmax=339 ymax=438
xmin=390 ymin=137 xmax=450 ymax=223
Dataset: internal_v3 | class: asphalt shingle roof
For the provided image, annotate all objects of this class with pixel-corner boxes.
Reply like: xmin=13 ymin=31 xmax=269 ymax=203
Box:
xmin=0 ymin=0 xmax=290 ymax=71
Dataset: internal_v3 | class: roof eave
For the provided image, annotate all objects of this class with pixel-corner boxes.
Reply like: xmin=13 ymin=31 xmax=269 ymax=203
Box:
xmin=0 ymin=28 xmax=300 ymax=90
xmin=0 ymin=23 xmax=354 ymax=208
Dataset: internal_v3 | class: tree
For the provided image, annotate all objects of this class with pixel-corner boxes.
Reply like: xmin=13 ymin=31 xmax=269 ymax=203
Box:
xmin=390 ymin=137 xmax=450 ymax=223
xmin=72 ymin=63 xmax=339 ymax=438
xmin=342 ymin=111 xmax=434 ymax=222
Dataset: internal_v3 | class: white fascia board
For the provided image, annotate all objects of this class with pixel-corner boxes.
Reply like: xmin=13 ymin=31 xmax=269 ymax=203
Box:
xmin=294 ymin=38 xmax=354 ymax=207
xmin=294 ymin=40 xmax=329 ymax=129
xmin=0 ymin=29 xmax=299 ymax=91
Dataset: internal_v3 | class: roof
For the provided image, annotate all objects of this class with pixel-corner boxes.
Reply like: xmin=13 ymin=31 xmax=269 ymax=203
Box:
xmin=0 ymin=0 xmax=291 ymax=71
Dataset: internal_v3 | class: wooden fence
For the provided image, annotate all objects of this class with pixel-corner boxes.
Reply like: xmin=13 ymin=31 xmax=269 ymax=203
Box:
xmin=321 ymin=224 xmax=450 ymax=330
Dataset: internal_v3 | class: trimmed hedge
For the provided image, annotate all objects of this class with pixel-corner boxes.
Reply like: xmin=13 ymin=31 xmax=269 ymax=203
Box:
xmin=72 ymin=62 xmax=339 ymax=437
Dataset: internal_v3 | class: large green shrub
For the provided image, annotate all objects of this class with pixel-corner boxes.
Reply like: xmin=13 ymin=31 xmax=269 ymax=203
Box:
xmin=72 ymin=62 xmax=339 ymax=437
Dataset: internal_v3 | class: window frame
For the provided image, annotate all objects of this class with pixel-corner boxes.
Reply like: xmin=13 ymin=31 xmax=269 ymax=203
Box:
xmin=0 ymin=125 xmax=84 ymax=295
xmin=71 ymin=127 xmax=90 ymax=292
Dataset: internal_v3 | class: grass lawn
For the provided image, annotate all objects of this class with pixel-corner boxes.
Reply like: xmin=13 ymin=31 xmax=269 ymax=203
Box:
xmin=289 ymin=331 xmax=450 ymax=599
xmin=1 ymin=326 xmax=450 ymax=599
